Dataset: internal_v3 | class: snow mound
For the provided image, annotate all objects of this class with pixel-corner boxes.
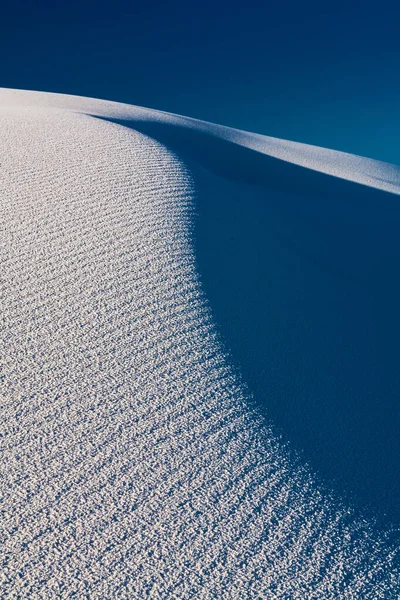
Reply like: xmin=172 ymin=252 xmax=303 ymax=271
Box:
xmin=0 ymin=88 xmax=399 ymax=598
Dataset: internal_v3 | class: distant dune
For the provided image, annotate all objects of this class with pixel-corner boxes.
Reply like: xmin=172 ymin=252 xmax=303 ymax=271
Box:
xmin=1 ymin=88 xmax=399 ymax=598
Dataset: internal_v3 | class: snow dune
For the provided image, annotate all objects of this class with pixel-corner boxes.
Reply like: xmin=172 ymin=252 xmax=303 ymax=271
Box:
xmin=1 ymin=88 xmax=399 ymax=598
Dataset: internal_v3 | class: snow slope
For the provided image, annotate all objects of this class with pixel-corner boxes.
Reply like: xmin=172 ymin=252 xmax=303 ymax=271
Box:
xmin=0 ymin=88 xmax=399 ymax=598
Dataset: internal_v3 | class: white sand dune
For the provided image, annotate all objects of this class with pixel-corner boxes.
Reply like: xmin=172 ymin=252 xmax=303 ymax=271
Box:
xmin=1 ymin=88 xmax=399 ymax=598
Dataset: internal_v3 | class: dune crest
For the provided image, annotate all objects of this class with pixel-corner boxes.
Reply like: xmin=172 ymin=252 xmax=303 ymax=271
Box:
xmin=0 ymin=89 xmax=399 ymax=598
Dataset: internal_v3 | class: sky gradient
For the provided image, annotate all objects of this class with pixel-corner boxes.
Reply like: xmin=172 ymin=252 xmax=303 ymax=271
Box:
xmin=2 ymin=1 xmax=400 ymax=164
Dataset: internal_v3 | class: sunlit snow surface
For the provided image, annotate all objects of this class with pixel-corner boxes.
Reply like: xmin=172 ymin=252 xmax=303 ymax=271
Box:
xmin=1 ymin=88 xmax=399 ymax=598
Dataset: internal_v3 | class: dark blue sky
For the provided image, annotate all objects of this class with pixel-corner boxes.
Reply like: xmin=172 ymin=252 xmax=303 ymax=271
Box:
xmin=2 ymin=1 xmax=400 ymax=163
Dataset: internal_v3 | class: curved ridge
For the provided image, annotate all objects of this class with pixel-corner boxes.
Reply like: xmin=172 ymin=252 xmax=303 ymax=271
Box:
xmin=2 ymin=86 xmax=400 ymax=195
xmin=0 ymin=89 xmax=399 ymax=598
